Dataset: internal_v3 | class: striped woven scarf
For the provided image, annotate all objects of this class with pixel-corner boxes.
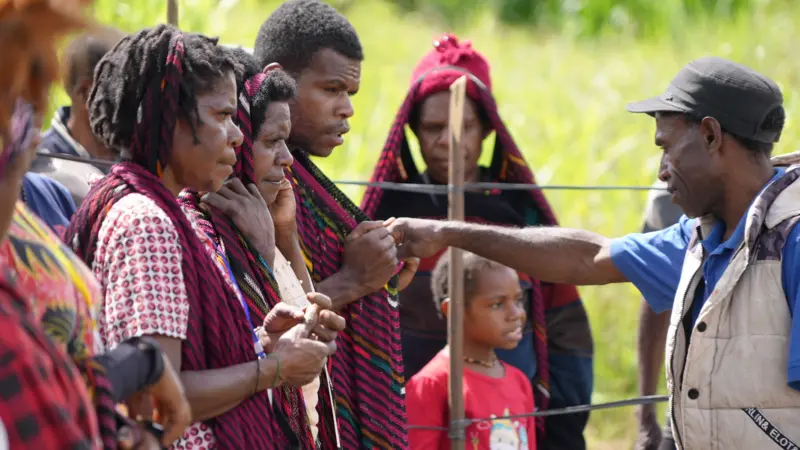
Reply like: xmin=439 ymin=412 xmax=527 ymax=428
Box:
xmin=177 ymin=70 xmax=340 ymax=450
xmin=288 ymin=151 xmax=407 ymax=449
xmin=63 ymin=30 xmax=288 ymax=449
xmin=360 ymin=68 xmax=575 ymax=439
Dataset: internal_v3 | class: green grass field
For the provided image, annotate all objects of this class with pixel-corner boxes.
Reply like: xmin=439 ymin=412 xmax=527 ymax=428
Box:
xmin=65 ymin=0 xmax=800 ymax=447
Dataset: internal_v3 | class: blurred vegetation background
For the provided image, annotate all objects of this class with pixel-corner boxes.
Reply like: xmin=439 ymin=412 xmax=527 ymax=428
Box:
xmin=53 ymin=0 xmax=797 ymax=447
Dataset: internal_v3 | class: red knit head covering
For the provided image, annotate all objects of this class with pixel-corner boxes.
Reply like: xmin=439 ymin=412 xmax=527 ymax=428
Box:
xmin=410 ymin=33 xmax=491 ymax=106
xmin=361 ymin=32 xmax=557 ymax=226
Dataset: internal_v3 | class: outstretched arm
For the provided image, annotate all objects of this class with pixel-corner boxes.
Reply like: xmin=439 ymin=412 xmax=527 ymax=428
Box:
xmin=390 ymin=218 xmax=627 ymax=286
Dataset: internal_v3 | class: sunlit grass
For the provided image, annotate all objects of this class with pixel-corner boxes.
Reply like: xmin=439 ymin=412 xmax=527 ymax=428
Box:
xmin=59 ymin=0 xmax=800 ymax=445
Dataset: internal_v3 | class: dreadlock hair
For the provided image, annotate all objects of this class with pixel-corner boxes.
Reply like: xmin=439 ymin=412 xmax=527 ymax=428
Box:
xmin=431 ymin=249 xmax=509 ymax=314
xmin=175 ymin=47 xmax=315 ymax=448
xmin=88 ymin=24 xmax=241 ymax=156
xmin=253 ymin=0 xmax=363 ymax=76
xmin=65 ymin=25 xmax=291 ymax=449
xmin=62 ymin=24 xmax=125 ymax=96
xmin=677 ymin=106 xmax=786 ymax=156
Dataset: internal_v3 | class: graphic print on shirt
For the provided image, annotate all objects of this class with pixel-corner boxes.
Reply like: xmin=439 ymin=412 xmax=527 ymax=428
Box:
xmin=469 ymin=408 xmax=529 ymax=450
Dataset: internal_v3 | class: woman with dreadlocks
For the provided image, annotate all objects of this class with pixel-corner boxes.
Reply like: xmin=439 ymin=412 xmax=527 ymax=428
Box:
xmin=63 ymin=25 xmax=337 ymax=450
xmin=180 ymin=48 xmax=344 ymax=449
xmin=0 ymin=2 xmax=190 ymax=449
xmin=361 ymin=34 xmax=595 ymax=450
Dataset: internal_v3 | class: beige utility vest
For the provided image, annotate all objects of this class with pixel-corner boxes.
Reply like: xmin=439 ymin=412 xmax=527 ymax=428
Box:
xmin=666 ymin=166 xmax=800 ymax=450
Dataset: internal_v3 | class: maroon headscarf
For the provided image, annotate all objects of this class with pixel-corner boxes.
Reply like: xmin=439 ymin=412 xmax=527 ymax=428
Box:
xmin=63 ymin=31 xmax=287 ymax=449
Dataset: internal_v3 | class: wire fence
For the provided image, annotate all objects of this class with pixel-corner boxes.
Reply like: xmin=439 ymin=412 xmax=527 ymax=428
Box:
xmin=37 ymin=150 xmax=673 ymax=432
xmin=407 ymin=395 xmax=669 ymax=431
xmin=36 ymin=151 xmax=667 ymax=193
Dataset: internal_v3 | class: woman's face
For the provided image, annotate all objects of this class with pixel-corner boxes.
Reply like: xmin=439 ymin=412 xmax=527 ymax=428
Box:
xmin=252 ymin=101 xmax=293 ymax=205
xmin=169 ymin=71 xmax=243 ymax=194
xmin=0 ymin=115 xmax=41 ymax=242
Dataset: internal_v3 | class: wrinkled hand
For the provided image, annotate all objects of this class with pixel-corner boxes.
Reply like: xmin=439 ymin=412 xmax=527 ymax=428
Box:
xmin=269 ymin=178 xmax=297 ymax=239
xmin=634 ymin=409 xmax=663 ymax=450
xmin=340 ymin=220 xmax=399 ymax=297
xmin=202 ymin=178 xmax=274 ymax=259
xmin=257 ymin=293 xmax=346 ymax=352
xmin=271 ymin=304 xmax=337 ymax=387
xmin=387 ymin=217 xmax=447 ymax=260
xmin=126 ymin=353 xmax=191 ymax=447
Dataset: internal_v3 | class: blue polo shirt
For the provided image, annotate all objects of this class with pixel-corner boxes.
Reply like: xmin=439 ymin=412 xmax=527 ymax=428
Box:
xmin=21 ymin=172 xmax=76 ymax=236
xmin=610 ymin=168 xmax=800 ymax=392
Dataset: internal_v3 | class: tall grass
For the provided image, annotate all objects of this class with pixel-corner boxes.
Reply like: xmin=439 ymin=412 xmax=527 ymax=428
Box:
xmin=58 ymin=0 xmax=800 ymax=447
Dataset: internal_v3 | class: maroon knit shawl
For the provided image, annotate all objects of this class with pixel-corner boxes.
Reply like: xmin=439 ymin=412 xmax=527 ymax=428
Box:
xmin=360 ymin=55 xmax=583 ymax=438
xmin=179 ymin=72 xmax=339 ymax=450
xmin=288 ymin=151 xmax=407 ymax=449
xmin=62 ymin=33 xmax=287 ymax=449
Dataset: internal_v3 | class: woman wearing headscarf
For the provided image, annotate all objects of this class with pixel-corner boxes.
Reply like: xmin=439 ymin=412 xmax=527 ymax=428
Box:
xmin=361 ymin=34 xmax=595 ymax=449
xmin=0 ymin=2 xmax=189 ymax=449
xmin=63 ymin=25 xmax=337 ymax=450
xmin=180 ymin=48 xmax=343 ymax=450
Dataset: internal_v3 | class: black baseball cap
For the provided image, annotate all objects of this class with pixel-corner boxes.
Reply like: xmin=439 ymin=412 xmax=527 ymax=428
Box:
xmin=627 ymin=56 xmax=784 ymax=144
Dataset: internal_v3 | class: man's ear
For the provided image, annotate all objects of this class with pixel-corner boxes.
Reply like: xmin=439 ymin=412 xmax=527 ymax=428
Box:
xmin=73 ymin=78 xmax=93 ymax=107
xmin=699 ymin=116 xmax=724 ymax=153
xmin=440 ymin=298 xmax=450 ymax=318
xmin=262 ymin=62 xmax=282 ymax=74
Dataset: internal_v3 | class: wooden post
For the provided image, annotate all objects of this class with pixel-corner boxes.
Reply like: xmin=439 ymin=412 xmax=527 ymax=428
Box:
xmin=167 ymin=0 xmax=179 ymax=26
xmin=447 ymin=75 xmax=468 ymax=450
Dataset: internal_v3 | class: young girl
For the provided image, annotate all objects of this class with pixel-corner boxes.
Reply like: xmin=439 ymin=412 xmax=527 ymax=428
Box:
xmin=406 ymin=250 xmax=536 ymax=450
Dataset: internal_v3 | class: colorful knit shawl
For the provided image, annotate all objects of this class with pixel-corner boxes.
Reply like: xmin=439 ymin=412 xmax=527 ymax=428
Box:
xmin=179 ymin=72 xmax=339 ymax=450
xmin=1 ymin=100 xmax=115 ymax=449
xmin=361 ymin=68 xmax=585 ymax=439
xmin=63 ymin=32 xmax=287 ymax=449
xmin=0 ymin=268 xmax=102 ymax=450
xmin=288 ymin=151 xmax=407 ymax=449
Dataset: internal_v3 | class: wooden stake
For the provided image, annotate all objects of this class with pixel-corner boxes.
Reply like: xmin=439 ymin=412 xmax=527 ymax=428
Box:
xmin=167 ymin=0 xmax=179 ymax=26
xmin=447 ymin=75 xmax=468 ymax=450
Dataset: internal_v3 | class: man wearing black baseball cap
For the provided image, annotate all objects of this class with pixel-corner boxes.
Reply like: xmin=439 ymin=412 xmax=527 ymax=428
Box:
xmin=386 ymin=56 xmax=800 ymax=449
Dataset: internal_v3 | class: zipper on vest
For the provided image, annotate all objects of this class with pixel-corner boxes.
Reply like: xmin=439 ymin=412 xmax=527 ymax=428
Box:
xmin=670 ymin=287 xmax=687 ymax=450
xmin=670 ymin=247 xmax=706 ymax=450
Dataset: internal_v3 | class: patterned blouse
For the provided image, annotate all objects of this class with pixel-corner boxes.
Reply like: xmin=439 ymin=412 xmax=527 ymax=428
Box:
xmin=92 ymin=193 xmax=248 ymax=450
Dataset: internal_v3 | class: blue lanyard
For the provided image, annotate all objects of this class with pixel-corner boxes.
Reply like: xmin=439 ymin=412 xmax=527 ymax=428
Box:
xmin=214 ymin=242 xmax=266 ymax=358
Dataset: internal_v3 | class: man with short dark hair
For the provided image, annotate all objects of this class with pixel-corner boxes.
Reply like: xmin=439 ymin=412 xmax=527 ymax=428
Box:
xmin=254 ymin=1 xmax=416 ymax=448
xmin=32 ymin=25 xmax=125 ymax=205
xmin=389 ymin=57 xmax=800 ymax=449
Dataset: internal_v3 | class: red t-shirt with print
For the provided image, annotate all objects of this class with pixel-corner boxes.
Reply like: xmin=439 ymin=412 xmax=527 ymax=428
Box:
xmin=406 ymin=350 xmax=536 ymax=450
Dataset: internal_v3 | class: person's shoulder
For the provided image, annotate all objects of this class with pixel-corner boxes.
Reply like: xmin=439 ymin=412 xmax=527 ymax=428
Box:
xmin=503 ymin=363 xmax=534 ymax=389
xmin=409 ymin=352 xmax=449 ymax=386
xmin=24 ymin=172 xmax=72 ymax=201
xmin=104 ymin=193 xmax=176 ymax=236
xmin=407 ymin=353 xmax=449 ymax=404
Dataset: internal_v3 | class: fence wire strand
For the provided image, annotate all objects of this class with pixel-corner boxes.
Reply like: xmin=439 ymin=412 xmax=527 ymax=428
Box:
xmin=407 ymin=395 xmax=669 ymax=431
xmin=36 ymin=151 xmax=667 ymax=192
xmin=38 ymin=151 xmax=672 ymax=433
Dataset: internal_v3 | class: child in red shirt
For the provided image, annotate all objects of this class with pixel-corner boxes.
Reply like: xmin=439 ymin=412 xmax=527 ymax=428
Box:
xmin=406 ymin=250 xmax=536 ymax=450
